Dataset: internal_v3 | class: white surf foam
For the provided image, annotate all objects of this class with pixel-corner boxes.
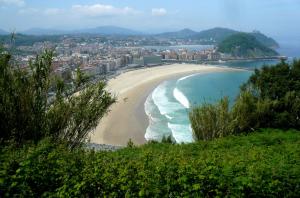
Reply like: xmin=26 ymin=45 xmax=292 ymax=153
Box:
xmin=152 ymin=82 xmax=183 ymax=116
xmin=145 ymin=78 xmax=194 ymax=143
xmin=173 ymin=88 xmax=190 ymax=109
xmin=178 ymin=73 xmax=199 ymax=82
xmin=144 ymin=92 xmax=172 ymax=141
xmin=144 ymin=93 xmax=154 ymax=117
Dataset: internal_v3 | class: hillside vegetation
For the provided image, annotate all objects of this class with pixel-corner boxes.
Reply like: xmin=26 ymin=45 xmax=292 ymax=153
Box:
xmin=249 ymin=31 xmax=279 ymax=48
xmin=1 ymin=129 xmax=299 ymax=197
xmin=217 ymin=33 xmax=279 ymax=58
xmin=161 ymin=27 xmax=279 ymax=48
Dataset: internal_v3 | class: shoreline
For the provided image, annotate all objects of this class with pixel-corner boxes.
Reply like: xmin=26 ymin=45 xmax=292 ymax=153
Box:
xmin=89 ymin=64 xmax=245 ymax=146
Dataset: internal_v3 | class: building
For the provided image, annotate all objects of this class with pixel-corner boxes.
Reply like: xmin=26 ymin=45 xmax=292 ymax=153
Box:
xmin=143 ymin=55 xmax=162 ymax=66
xmin=208 ymin=52 xmax=221 ymax=61
xmin=133 ymin=57 xmax=145 ymax=66
xmin=133 ymin=55 xmax=162 ymax=66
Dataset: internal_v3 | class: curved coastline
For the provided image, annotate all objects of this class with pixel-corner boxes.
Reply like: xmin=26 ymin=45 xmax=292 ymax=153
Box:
xmin=90 ymin=64 xmax=245 ymax=146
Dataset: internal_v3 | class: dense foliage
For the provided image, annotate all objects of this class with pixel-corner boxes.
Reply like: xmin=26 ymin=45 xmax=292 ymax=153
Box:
xmin=217 ymin=33 xmax=278 ymax=58
xmin=239 ymin=60 xmax=300 ymax=129
xmin=190 ymin=60 xmax=300 ymax=140
xmin=0 ymin=48 xmax=115 ymax=147
xmin=0 ymin=129 xmax=299 ymax=197
xmin=249 ymin=31 xmax=279 ymax=49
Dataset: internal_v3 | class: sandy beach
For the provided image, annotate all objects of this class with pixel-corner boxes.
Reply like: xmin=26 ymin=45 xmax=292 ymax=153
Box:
xmin=89 ymin=64 xmax=241 ymax=146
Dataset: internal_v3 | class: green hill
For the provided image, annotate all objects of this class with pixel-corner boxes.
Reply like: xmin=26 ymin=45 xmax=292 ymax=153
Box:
xmin=155 ymin=28 xmax=198 ymax=39
xmin=192 ymin=27 xmax=238 ymax=43
xmin=190 ymin=28 xmax=279 ymax=48
xmin=217 ymin=33 xmax=279 ymax=58
xmin=249 ymin=31 xmax=279 ymax=48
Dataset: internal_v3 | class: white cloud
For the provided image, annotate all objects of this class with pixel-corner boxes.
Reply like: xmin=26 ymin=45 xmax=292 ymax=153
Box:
xmin=17 ymin=4 xmax=141 ymax=21
xmin=71 ymin=4 xmax=139 ymax=17
xmin=152 ymin=8 xmax=167 ymax=16
xmin=0 ymin=0 xmax=25 ymax=7
xmin=18 ymin=7 xmax=38 ymax=15
xmin=44 ymin=8 xmax=64 ymax=16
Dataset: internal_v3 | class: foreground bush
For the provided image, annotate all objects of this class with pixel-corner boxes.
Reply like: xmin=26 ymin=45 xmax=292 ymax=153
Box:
xmin=1 ymin=129 xmax=299 ymax=197
xmin=189 ymin=97 xmax=231 ymax=140
xmin=243 ymin=60 xmax=300 ymax=129
xmin=0 ymin=48 xmax=115 ymax=148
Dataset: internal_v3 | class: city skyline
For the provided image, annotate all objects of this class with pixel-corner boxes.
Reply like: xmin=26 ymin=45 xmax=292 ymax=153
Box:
xmin=0 ymin=0 xmax=300 ymax=40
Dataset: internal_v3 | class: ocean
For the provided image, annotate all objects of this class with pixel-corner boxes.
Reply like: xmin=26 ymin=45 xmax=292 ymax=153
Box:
xmin=144 ymin=43 xmax=299 ymax=143
xmin=144 ymin=70 xmax=253 ymax=143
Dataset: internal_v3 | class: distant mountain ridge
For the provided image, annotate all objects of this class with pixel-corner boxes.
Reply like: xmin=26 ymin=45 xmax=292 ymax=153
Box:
xmin=21 ymin=28 xmax=68 ymax=36
xmin=0 ymin=34 xmax=62 ymax=46
xmin=155 ymin=27 xmax=279 ymax=48
xmin=155 ymin=28 xmax=198 ymax=39
xmin=2 ymin=26 xmax=279 ymax=49
xmin=131 ymin=27 xmax=278 ymax=48
xmin=191 ymin=27 xmax=238 ymax=43
xmin=75 ymin=26 xmax=142 ymax=35
xmin=0 ymin=29 xmax=8 ymax=35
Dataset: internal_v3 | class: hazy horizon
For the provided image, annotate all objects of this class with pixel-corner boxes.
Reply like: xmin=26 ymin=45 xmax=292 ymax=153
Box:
xmin=1 ymin=0 xmax=300 ymax=41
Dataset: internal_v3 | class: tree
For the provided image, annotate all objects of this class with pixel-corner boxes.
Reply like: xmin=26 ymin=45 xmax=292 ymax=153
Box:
xmin=0 ymin=48 xmax=115 ymax=148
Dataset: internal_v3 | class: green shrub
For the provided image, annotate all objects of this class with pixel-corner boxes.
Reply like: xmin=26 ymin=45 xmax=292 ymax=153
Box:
xmin=189 ymin=97 xmax=231 ymax=140
xmin=161 ymin=135 xmax=174 ymax=144
xmin=243 ymin=60 xmax=300 ymax=129
xmin=1 ymin=130 xmax=299 ymax=197
xmin=0 ymin=49 xmax=115 ymax=148
xmin=230 ymin=91 xmax=259 ymax=133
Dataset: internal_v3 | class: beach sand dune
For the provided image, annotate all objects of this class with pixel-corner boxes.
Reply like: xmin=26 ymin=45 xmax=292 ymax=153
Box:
xmin=90 ymin=64 xmax=240 ymax=146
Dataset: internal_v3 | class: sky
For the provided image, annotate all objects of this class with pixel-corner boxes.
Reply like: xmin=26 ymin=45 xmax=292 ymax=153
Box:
xmin=0 ymin=0 xmax=300 ymax=40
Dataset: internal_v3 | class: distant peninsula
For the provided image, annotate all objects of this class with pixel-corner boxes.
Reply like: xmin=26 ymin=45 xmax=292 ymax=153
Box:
xmin=217 ymin=33 xmax=279 ymax=58
xmin=155 ymin=27 xmax=279 ymax=48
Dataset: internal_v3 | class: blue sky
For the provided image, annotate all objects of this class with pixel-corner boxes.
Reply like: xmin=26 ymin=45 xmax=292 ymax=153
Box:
xmin=0 ymin=0 xmax=300 ymax=40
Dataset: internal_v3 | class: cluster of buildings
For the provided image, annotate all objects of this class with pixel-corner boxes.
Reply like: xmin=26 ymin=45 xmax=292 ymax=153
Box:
xmin=161 ymin=49 xmax=222 ymax=62
xmin=15 ymin=40 xmax=163 ymax=81
xmin=13 ymin=36 xmax=224 ymax=82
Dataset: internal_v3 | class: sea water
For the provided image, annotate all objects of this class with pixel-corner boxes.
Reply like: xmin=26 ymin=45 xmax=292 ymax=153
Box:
xmin=144 ymin=70 xmax=252 ymax=143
